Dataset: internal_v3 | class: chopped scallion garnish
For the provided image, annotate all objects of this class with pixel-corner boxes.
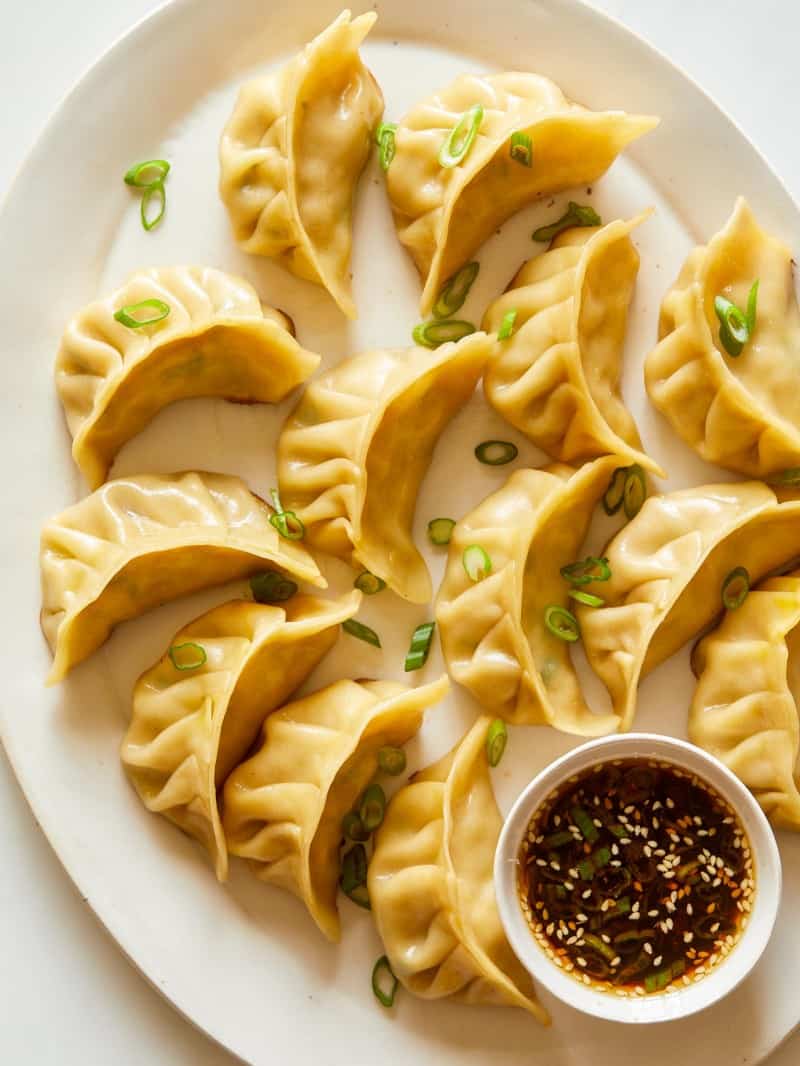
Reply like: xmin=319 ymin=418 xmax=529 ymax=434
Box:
xmin=560 ymin=556 xmax=612 ymax=585
xmin=342 ymin=618 xmax=381 ymax=648
xmin=124 ymin=159 xmax=170 ymax=187
xmin=568 ymin=589 xmax=604 ymax=608
xmin=602 ymin=467 xmax=627 ymax=515
xmin=714 ymin=280 xmax=758 ymax=357
xmin=141 ymin=181 xmax=167 ymax=231
xmin=378 ymin=746 xmax=406 ymax=776
xmin=462 ymin=544 xmax=491 ymax=582
xmin=721 ymin=566 xmax=749 ymax=610
xmin=509 ymin=131 xmax=532 ymax=167
xmin=371 ymin=955 xmax=399 ymax=1007
xmin=433 ymin=261 xmax=479 ymax=319
xmin=268 ymin=488 xmax=304 ymax=540
xmin=474 ymin=439 xmax=518 ymax=465
xmin=340 ymin=843 xmax=371 ymax=908
xmin=249 ymin=570 xmax=298 ymax=603
xmin=168 ymin=641 xmax=207 ymax=671
xmin=571 ymin=804 xmax=599 ymax=842
xmin=623 ymin=464 xmax=647 ymax=519
xmin=359 ymin=783 xmax=386 ymax=832
xmin=438 ymin=104 xmax=484 ymax=168
xmin=375 ymin=122 xmax=397 ymax=171
xmin=532 ymin=201 xmax=602 ymax=242
xmin=427 ymin=517 xmax=456 ymax=545
xmin=341 ymin=812 xmax=370 ymax=842
xmin=412 ymin=319 xmax=476 ymax=348
xmin=544 ymin=605 xmax=580 ymax=643
xmin=354 ymin=571 xmax=386 ymax=595
xmin=497 ymin=308 xmax=517 ymax=340
xmin=486 ymin=718 xmax=507 ymax=767
xmin=769 ymin=467 xmax=800 ymax=486
xmin=113 ymin=298 xmax=170 ymax=329
xmin=404 ymin=621 xmax=435 ymax=671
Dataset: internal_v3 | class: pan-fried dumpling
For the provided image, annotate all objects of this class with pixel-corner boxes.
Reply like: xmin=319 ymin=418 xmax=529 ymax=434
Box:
xmin=278 ymin=333 xmax=491 ymax=602
xmin=690 ymin=575 xmax=800 ymax=830
xmin=40 ymin=471 xmax=324 ymax=683
xmin=436 ymin=456 xmax=621 ymax=734
xmin=56 ymin=266 xmax=320 ymax=488
xmin=222 ymin=675 xmax=448 ymax=941
xmin=219 ymin=10 xmax=384 ymax=318
xmin=579 ymin=482 xmax=800 ymax=731
xmin=483 ymin=212 xmax=663 ymax=475
xmin=121 ymin=592 xmax=359 ymax=879
xmin=368 ymin=715 xmax=549 ymax=1022
xmin=386 ymin=71 xmax=657 ymax=314
xmin=646 ymin=198 xmax=800 ymax=477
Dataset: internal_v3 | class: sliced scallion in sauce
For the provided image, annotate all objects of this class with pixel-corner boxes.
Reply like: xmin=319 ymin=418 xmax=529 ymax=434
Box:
xmin=378 ymin=746 xmax=407 ymax=776
xmin=268 ymin=488 xmax=305 ymax=540
xmin=124 ymin=159 xmax=170 ymax=187
xmin=474 ymin=439 xmax=518 ymax=465
xmin=341 ymin=811 xmax=370 ymax=842
xmin=433 ymin=261 xmax=479 ymax=318
xmin=497 ymin=308 xmax=517 ymax=340
xmin=438 ymin=104 xmax=483 ymax=168
xmin=404 ymin=621 xmax=435 ymax=672
xmin=412 ymin=319 xmax=476 ymax=348
xmin=168 ymin=642 xmax=207 ymax=671
xmin=560 ymin=556 xmax=612 ymax=585
xmin=486 ymin=718 xmax=507 ymax=767
xmin=714 ymin=280 xmax=759 ymax=357
xmin=355 ymin=571 xmax=386 ymax=595
xmin=249 ymin=570 xmax=298 ymax=603
xmin=371 ymin=955 xmax=399 ymax=1007
xmin=532 ymin=201 xmax=602 ymax=242
xmin=623 ymin=464 xmax=647 ymax=519
xmin=721 ymin=566 xmax=750 ymax=610
xmin=509 ymin=131 xmax=532 ymax=167
xmin=463 ymin=544 xmax=492 ymax=582
xmin=568 ymin=588 xmax=604 ymax=608
xmin=375 ymin=122 xmax=397 ymax=171
xmin=428 ymin=517 xmax=456 ymax=545
xmin=113 ymin=299 xmax=170 ymax=329
xmin=342 ymin=618 xmax=382 ymax=648
xmin=359 ymin=784 xmax=386 ymax=832
xmin=544 ymin=605 xmax=580 ymax=642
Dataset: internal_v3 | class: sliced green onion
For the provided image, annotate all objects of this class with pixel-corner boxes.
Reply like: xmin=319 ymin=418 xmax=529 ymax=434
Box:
xmin=592 ymin=845 xmax=611 ymax=868
xmin=378 ymin=746 xmax=406 ymax=776
xmin=341 ymin=812 xmax=370 ymax=842
xmin=371 ymin=955 xmax=398 ymax=1007
xmin=404 ymin=621 xmax=435 ymax=672
xmin=560 ymin=556 xmax=612 ymax=585
xmin=141 ymin=180 xmax=166 ymax=231
xmin=375 ymin=122 xmax=397 ymax=171
xmin=583 ymin=932 xmax=616 ymax=963
xmin=544 ymin=605 xmax=580 ymax=642
xmin=354 ymin=571 xmax=386 ymax=595
xmin=714 ymin=281 xmax=758 ymax=357
xmin=532 ymin=201 xmax=602 ymax=242
xmin=602 ymin=467 xmax=628 ymax=515
xmin=345 ymin=882 xmax=371 ymax=909
xmin=623 ymin=465 xmax=647 ymax=520
xmin=428 ymin=517 xmax=456 ymax=545
xmin=413 ymin=319 xmax=476 ymax=348
xmin=340 ymin=843 xmax=368 ymax=894
xmin=769 ymin=467 xmax=800 ymax=486
xmin=433 ymin=261 xmax=479 ymax=319
xmin=249 ymin=570 xmax=297 ymax=603
xmin=438 ymin=104 xmax=483 ymax=168
xmin=486 ymin=718 xmax=507 ymax=767
xmin=342 ymin=618 xmax=381 ymax=648
xmin=463 ymin=544 xmax=492 ymax=582
xmin=497 ymin=309 xmax=517 ymax=340
xmin=113 ymin=299 xmax=170 ymax=329
xmin=542 ymin=830 xmax=574 ymax=848
xmin=269 ymin=509 xmax=305 ymax=540
xmin=359 ymin=784 xmax=386 ymax=832
xmin=746 ymin=279 xmax=759 ymax=331
xmin=124 ymin=159 xmax=170 ymax=187
xmin=509 ymin=131 xmax=532 ymax=167
xmin=577 ymin=858 xmax=595 ymax=881
xmin=568 ymin=589 xmax=604 ymax=608
xmin=168 ymin=642 xmax=207 ymax=671
xmin=722 ymin=566 xmax=749 ymax=610
xmin=571 ymin=805 xmax=599 ymax=842
xmin=474 ymin=440 xmax=518 ymax=465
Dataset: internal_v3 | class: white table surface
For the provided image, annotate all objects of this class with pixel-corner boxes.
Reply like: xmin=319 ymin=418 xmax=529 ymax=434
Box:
xmin=2 ymin=0 xmax=799 ymax=1062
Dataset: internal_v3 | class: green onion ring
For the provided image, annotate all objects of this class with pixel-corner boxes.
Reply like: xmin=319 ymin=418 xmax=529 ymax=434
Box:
xmin=375 ymin=122 xmax=397 ymax=171
xmin=269 ymin=509 xmax=305 ymax=540
xmin=412 ymin=319 xmax=476 ymax=348
xmin=354 ymin=571 xmax=386 ymax=595
xmin=462 ymin=544 xmax=492 ymax=582
xmin=746 ymin=279 xmax=759 ymax=331
xmin=113 ymin=298 xmax=170 ymax=329
xmin=433 ymin=261 xmax=480 ymax=318
xmin=249 ymin=570 xmax=298 ymax=603
xmin=140 ymin=180 xmax=167 ymax=231
xmin=544 ymin=605 xmax=580 ymax=642
xmin=485 ymin=718 xmax=507 ymax=767
xmin=342 ymin=618 xmax=382 ymax=648
xmin=568 ymin=588 xmax=604 ymax=608
xmin=404 ymin=621 xmax=435 ymax=672
xmin=427 ymin=517 xmax=456 ymax=545
xmin=509 ymin=131 xmax=532 ymax=167
xmin=474 ymin=439 xmax=518 ymax=465
xmin=438 ymin=104 xmax=484 ymax=168
xmin=602 ymin=467 xmax=628 ymax=515
xmin=341 ymin=812 xmax=370 ymax=842
xmin=378 ymin=746 xmax=407 ymax=776
xmin=497 ymin=308 xmax=517 ymax=340
xmin=359 ymin=783 xmax=386 ymax=832
xmin=340 ymin=843 xmax=368 ymax=894
xmin=769 ymin=467 xmax=800 ymax=486
xmin=623 ymin=464 xmax=647 ymax=520
xmin=532 ymin=201 xmax=602 ymax=242
xmin=721 ymin=566 xmax=749 ymax=610
xmin=560 ymin=556 xmax=612 ymax=585
xmin=371 ymin=955 xmax=399 ymax=1007
xmin=124 ymin=159 xmax=170 ymax=187
xmin=168 ymin=641 xmax=207 ymax=671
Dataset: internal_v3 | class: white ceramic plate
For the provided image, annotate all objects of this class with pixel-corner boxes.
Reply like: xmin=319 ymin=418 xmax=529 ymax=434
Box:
xmin=2 ymin=1 xmax=799 ymax=1063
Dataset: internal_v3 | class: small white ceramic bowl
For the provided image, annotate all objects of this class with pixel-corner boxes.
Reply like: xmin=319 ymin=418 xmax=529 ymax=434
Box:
xmin=494 ymin=733 xmax=781 ymax=1024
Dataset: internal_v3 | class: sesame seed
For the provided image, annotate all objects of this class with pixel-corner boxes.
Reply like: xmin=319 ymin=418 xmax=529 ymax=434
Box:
xmin=653 ymin=955 xmax=663 ymax=967
xmin=582 ymin=889 xmax=592 ymax=899
xmin=648 ymin=909 xmax=659 ymax=918
xmin=576 ymin=957 xmax=587 ymax=967
xmin=643 ymin=942 xmax=653 ymax=955
xmin=684 ymin=932 xmax=693 ymax=944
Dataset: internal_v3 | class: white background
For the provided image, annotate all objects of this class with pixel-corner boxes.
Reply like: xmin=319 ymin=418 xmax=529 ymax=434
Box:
xmin=2 ymin=0 xmax=799 ymax=1063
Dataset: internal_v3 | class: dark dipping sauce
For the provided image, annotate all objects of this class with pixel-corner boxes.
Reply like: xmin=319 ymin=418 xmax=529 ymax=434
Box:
xmin=518 ymin=758 xmax=754 ymax=997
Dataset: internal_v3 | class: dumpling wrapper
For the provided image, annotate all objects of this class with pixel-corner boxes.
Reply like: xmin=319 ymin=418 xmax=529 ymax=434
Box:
xmin=690 ymin=574 xmax=800 ymax=830
xmin=222 ymin=675 xmax=448 ymax=941
xmin=646 ymin=197 xmax=800 ymax=477
xmin=437 ymin=456 xmax=622 ymax=734
xmin=368 ymin=715 xmax=549 ymax=1023
xmin=121 ymin=592 xmax=359 ymax=879
xmin=56 ymin=266 xmax=320 ymax=489
xmin=386 ymin=71 xmax=658 ymax=314
xmin=579 ymin=481 xmax=800 ymax=731
xmin=40 ymin=471 xmax=324 ymax=684
xmin=483 ymin=212 xmax=663 ymax=476
xmin=219 ymin=10 xmax=384 ymax=318
xmin=278 ymin=333 xmax=492 ymax=603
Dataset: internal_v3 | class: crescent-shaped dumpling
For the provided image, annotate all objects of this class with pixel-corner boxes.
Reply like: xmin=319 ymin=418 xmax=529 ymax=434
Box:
xmin=579 ymin=482 xmax=800 ymax=731
xmin=219 ymin=10 xmax=384 ymax=318
xmin=121 ymin=592 xmax=360 ymax=880
xmin=646 ymin=198 xmax=800 ymax=478
xmin=483 ymin=212 xmax=663 ymax=475
xmin=40 ymin=471 xmax=325 ymax=683
xmin=368 ymin=715 xmax=549 ymax=1022
xmin=386 ymin=71 xmax=657 ymax=314
xmin=690 ymin=574 xmax=800 ymax=830
xmin=56 ymin=266 xmax=320 ymax=488
xmin=222 ymin=675 xmax=448 ymax=941
xmin=277 ymin=333 xmax=492 ymax=603
xmin=436 ymin=456 xmax=621 ymax=734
